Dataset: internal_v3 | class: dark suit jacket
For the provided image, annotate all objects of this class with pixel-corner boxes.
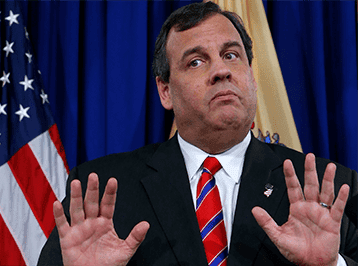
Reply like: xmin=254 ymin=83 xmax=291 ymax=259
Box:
xmin=38 ymin=133 xmax=358 ymax=265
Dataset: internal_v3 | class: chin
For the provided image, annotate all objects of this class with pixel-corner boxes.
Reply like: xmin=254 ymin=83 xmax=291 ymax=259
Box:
xmin=211 ymin=113 xmax=253 ymax=133
xmin=215 ymin=111 xmax=243 ymax=127
xmin=210 ymin=119 xmax=242 ymax=131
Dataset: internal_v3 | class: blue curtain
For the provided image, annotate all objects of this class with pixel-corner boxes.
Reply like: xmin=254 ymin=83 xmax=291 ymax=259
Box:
xmin=264 ymin=1 xmax=357 ymax=171
xmin=17 ymin=1 xmax=357 ymax=172
xmin=19 ymin=1 xmax=200 ymax=170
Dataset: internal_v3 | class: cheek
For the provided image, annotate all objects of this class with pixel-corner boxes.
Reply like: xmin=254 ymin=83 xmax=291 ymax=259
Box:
xmin=170 ymin=82 xmax=197 ymax=112
xmin=169 ymin=70 xmax=209 ymax=112
xmin=237 ymin=69 xmax=257 ymax=96
xmin=191 ymin=85 xmax=204 ymax=101
xmin=237 ymin=74 xmax=257 ymax=113
xmin=246 ymin=90 xmax=257 ymax=118
xmin=174 ymin=80 xmax=203 ymax=103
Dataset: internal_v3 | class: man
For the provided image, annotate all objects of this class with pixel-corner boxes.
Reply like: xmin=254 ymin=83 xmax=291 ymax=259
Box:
xmin=38 ymin=2 xmax=358 ymax=265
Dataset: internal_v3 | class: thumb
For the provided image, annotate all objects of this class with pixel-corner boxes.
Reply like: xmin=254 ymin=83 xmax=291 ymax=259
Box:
xmin=252 ymin=206 xmax=279 ymax=241
xmin=125 ymin=221 xmax=150 ymax=252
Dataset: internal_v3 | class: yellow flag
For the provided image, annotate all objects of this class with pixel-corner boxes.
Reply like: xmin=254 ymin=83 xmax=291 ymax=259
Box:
xmin=170 ymin=0 xmax=302 ymax=152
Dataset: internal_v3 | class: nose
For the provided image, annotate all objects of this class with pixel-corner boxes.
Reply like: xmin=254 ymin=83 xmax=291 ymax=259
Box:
xmin=210 ymin=59 xmax=232 ymax=85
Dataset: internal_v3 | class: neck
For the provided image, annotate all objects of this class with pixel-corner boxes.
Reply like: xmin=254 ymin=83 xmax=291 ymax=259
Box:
xmin=178 ymin=128 xmax=250 ymax=154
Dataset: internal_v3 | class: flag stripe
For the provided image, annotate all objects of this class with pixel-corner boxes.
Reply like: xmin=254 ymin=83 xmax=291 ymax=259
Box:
xmin=48 ymin=124 xmax=70 ymax=174
xmin=0 ymin=3 xmax=68 ymax=264
xmin=29 ymin=126 xmax=68 ymax=201
xmin=0 ymin=213 xmax=26 ymax=266
xmin=7 ymin=144 xmax=57 ymax=238
xmin=0 ymin=163 xmax=47 ymax=266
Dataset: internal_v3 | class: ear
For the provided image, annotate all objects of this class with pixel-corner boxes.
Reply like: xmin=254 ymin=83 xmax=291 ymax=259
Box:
xmin=156 ymin=76 xmax=173 ymax=110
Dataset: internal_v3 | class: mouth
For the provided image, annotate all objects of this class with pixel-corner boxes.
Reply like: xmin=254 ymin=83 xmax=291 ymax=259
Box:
xmin=211 ymin=90 xmax=239 ymax=102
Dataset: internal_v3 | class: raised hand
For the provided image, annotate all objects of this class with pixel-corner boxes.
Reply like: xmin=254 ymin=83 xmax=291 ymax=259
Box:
xmin=252 ymin=153 xmax=350 ymax=266
xmin=53 ymin=173 xmax=150 ymax=266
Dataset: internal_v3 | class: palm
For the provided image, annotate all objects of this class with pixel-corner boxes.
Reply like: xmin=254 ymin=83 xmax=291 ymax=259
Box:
xmin=53 ymin=173 xmax=149 ymax=266
xmin=252 ymin=154 xmax=349 ymax=266
xmin=273 ymin=201 xmax=340 ymax=264
xmin=60 ymin=218 xmax=126 ymax=266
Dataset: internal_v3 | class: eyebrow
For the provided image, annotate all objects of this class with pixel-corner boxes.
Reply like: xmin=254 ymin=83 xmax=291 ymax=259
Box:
xmin=180 ymin=46 xmax=205 ymax=63
xmin=180 ymin=41 xmax=243 ymax=63
xmin=221 ymin=41 xmax=242 ymax=52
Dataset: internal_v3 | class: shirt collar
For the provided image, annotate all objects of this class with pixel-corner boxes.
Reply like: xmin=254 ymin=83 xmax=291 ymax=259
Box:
xmin=178 ymin=131 xmax=251 ymax=183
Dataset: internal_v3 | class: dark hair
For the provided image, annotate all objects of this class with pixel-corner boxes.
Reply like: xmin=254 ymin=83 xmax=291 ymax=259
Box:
xmin=152 ymin=1 xmax=253 ymax=83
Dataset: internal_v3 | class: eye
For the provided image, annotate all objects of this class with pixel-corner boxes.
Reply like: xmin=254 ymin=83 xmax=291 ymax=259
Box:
xmin=189 ymin=59 xmax=203 ymax=68
xmin=224 ymin=52 xmax=238 ymax=60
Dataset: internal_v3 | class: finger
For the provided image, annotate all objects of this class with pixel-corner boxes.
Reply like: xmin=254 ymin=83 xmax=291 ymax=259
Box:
xmin=303 ymin=153 xmax=320 ymax=202
xmin=69 ymin=179 xmax=85 ymax=225
xmin=252 ymin=207 xmax=280 ymax=244
xmin=124 ymin=221 xmax=150 ymax=252
xmin=53 ymin=201 xmax=70 ymax=239
xmin=84 ymin=173 xmax=99 ymax=219
xmin=331 ymin=184 xmax=350 ymax=223
xmin=319 ymin=163 xmax=336 ymax=207
xmin=283 ymin=159 xmax=304 ymax=204
xmin=99 ymin=177 xmax=118 ymax=219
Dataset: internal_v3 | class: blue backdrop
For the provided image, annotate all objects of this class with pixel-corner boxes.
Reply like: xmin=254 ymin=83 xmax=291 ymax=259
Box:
xmin=14 ymin=1 xmax=357 ymax=172
xmin=264 ymin=1 xmax=357 ymax=172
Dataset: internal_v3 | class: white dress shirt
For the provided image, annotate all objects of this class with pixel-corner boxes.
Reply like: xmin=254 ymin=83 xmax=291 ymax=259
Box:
xmin=178 ymin=131 xmax=251 ymax=248
xmin=177 ymin=132 xmax=346 ymax=266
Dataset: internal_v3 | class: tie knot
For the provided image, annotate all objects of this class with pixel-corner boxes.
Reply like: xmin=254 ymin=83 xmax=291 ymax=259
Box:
xmin=203 ymin=157 xmax=221 ymax=176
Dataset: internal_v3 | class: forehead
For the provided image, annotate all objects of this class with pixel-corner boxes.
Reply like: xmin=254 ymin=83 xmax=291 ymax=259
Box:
xmin=166 ymin=14 xmax=243 ymax=61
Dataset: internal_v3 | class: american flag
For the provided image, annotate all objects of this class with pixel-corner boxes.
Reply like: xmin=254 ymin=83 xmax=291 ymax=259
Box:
xmin=0 ymin=2 xmax=68 ymax=265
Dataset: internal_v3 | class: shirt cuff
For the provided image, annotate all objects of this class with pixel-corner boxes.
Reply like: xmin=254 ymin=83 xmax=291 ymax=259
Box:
xmin=337 ymin=254 xmax=347 ymax=266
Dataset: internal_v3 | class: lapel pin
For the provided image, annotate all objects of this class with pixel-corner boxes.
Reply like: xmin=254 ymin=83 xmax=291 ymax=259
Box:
xmin=264 ymin=183 xmax=274 ymax=198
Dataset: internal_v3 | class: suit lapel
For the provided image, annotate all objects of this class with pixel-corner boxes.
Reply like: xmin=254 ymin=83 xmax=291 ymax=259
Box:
xmin=228 ymin=136 xmax=288 ymax=266
xmin=140 ymin=134 xmax=292 ymax=265
xmin=141 ymin=136 xmax=208 ymax=266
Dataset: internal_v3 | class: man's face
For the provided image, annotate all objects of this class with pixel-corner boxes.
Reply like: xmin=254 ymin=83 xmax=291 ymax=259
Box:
xmin=157 ymin=14 xmax=257 ymax=142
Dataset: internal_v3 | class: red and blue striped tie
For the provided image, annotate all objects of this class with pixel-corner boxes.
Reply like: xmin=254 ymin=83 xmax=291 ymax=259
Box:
xmin=196 ymin=157 xmax=228 ymax=266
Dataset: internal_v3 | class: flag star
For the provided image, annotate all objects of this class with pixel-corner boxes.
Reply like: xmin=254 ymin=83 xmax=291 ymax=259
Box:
xmin=0 ymin=71 xmax=10 ymax=87
xmin=40 ymin=90 xmax=49 ymax=104
xmin=5 ymin=10 xmax=20 ymax=26
xmin=25 ymin=51 xmax=32 ymax=63
xmin=3 ymin=40 xmax=15 ymax=57
xmin=0 ymin=103 xmax=7 ymax=115
xmin=19 ymin=75 xmax=34 ymax=91
xmin=15 ymin=104 xmax=30 ymax=121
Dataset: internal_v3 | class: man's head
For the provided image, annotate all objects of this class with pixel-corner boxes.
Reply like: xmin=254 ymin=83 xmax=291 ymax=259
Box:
xmin=152 ymin=1 xmax=253 ymax=83
xmin=154 ymin=2 xmax=257 ymax=153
